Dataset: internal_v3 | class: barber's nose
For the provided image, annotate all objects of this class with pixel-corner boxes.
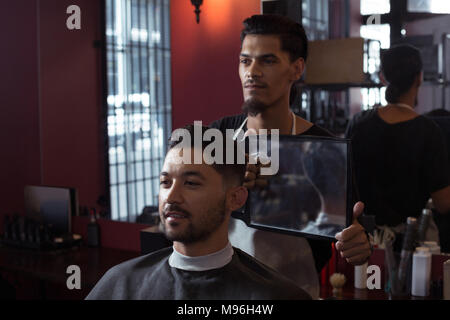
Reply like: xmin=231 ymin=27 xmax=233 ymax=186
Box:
xmin=246 ymin=61 xmax=262 ymax=78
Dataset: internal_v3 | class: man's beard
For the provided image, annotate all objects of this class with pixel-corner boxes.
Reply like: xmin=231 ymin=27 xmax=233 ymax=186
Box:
xmin=160 ymin=198 xmax=227 ymax=244
xmin=242 ymin=98 xmax=270 ymax=117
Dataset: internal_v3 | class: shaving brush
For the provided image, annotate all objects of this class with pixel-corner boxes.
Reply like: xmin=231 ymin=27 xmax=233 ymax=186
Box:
xmin=330 ymin=273 xmax=347 ymax=298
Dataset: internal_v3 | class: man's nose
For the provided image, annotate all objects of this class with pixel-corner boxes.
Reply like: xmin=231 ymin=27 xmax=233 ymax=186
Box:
xmin=164 ymin=182 xmax=184 ymax=204
xmin=246 ymin=61 xmax=262 ymax=79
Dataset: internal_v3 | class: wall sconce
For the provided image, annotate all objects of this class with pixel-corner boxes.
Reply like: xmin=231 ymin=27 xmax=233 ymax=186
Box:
xmin=190 ymin=0 xmax=203 ymax=24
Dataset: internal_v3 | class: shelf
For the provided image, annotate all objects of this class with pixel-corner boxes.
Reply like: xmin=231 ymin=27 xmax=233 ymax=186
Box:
xmin=298 ymin=82 xmax=384 ymax=91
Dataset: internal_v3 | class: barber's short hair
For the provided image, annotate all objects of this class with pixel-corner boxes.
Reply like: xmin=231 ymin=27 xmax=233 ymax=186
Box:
xmin=168 ymin=124 xmax=246 ymax=186
xmin=381 ymin=44 xmax=423 ymax=103
xmin=240 ymin=14 xmax=308 ymax=62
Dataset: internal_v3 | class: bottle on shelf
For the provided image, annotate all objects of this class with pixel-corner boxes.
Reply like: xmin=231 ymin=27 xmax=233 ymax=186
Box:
xmin=87 ymin=208 xmax=100 ymax=247
xmin=411 ymin=247 xmax=432 ymax=297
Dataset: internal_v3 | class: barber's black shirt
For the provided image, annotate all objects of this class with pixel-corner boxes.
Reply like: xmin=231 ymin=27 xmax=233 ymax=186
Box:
xmin=210 ymin=113 xmax=331 ymax=137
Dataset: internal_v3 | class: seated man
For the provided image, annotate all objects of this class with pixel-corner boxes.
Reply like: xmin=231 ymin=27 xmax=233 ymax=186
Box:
xmin=86 ymin=125 xmax=311 ymax=300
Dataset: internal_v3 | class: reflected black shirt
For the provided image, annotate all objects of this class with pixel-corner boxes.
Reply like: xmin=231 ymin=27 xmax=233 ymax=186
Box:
xmin=346 ymin=108 xmax=450 ymax=226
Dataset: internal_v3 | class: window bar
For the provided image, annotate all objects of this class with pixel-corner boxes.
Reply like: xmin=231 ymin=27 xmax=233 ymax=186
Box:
xmin=127 ymin=0 xmax=139 ymax=221
xmin=111 ymin=0 xmax=120 ymax=221
xmin=158 ymin=0 xmax=164 ymax=179
xmin=136 ymin=0 xmax=147 ymax=213
xmin=161 ymin=0 xmax=169 ymax=188
xmin=156 ymin=0 xmax=164 ymax=201
xmin=143 ymin=0 xmax=152 ymax=206
xmin=153 ymin=0 xmax=160 ymax=134
xmin=136 ymin=0 xmax=145 ymax=213
xmin=161 ymin=0 xmax=170 ymax=156
xmin=101 ymin=0 xmax=111 ymax=219
xmin=146 ymin=0 xmax=156 ymax=205
xmin=152 ymin=0 xmax=161 ymax=199
xmin=129 ymin=0 xmax=138 ymax=220
xmin=123 ymin=0 xmax=132 ymax=221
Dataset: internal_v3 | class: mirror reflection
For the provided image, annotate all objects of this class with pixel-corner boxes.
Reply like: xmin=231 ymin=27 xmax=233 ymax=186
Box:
xmin=248 ymin=138 xmax=349 ymax=239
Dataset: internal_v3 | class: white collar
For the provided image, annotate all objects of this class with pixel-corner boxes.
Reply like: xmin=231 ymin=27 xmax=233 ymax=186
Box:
xmin=168 ymin=242 xmax=234 ymax=271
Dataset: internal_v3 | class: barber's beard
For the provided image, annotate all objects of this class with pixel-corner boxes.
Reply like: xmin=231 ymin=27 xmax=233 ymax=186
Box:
xmin=161 ymin=198 xmax=227 ymax=244
xmin=242 ymin=98 xmax=270 ymax=117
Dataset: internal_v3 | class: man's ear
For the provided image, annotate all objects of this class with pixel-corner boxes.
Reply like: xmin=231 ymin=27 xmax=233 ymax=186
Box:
xmin=226 ymin=185 xmax=248 ymax=212
xmin=291 ymin=57 xmax=305 ymax=81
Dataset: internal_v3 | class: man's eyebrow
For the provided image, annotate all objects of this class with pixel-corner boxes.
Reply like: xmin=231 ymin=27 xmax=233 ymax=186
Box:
xmin=160 ymin=170 xmax=206 ymax=180
xmin=239 ymin=53 xmax=279 ymax=59
xmin=182 ymin=171 xmax=206 ymax=180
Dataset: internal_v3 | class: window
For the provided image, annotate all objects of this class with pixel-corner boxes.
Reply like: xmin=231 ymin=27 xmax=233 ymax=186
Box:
xmin=408 ymin=0 xmax=450 ymax=14
xmin=299 ymin=0 xmax=330 ymax=121
xmin=360 ymin=0 xmax=390 ymax=15
xmin=302 ymin=0 xmax=329 ymax=41
xmin=360 ymin=24 xmax=391 ymax=49
xmin=105 ymin=0 xmax=171 ymax=221
xmin=360 ymin=1 xmax=390 ymax=109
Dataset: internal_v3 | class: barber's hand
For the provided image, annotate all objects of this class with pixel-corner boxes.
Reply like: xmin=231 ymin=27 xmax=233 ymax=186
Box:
xmin=243 ymin=155 xmax=269 ymax=190
xmin=334 ymin=201 xmax=372 ymax=265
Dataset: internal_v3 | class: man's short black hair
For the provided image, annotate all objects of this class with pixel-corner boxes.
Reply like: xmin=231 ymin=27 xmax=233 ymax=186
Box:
xmin=168 ymin=124 xmax=246 ymax=186
xmin=240 ymin=14 xmax=308 ymax=62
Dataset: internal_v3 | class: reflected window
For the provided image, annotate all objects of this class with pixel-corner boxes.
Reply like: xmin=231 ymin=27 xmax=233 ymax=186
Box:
xmin=248 ymin=137 xmax=350 ymax=240
xmin=106 ymin=0 xmax=171 ymax=221
xmin=302 ymin=0 xmax=329 ymax=41
xmin=360 ymin=21 xmax=389 ymax=109
xmin=298 ymin=0 xmax=329 ymax=122
xmin=408 ymin=0 xmax=450 ymax=14
xmin=360 ymin=0 xmax=390 ymax=15
xmin=360 ymin=24 xmax=391 ymax=49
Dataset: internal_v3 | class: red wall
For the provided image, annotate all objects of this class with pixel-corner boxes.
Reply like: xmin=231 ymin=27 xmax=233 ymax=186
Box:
xmin=0 ymin=0 xmax=104 ymax=213
xmin=0 ymin=1 xmax=41 ymax=218
xmin=171 ymin=0 xmax=261 ymax=129
xmin=39 ymin=0 xmax=105 ymax=207
xmin=0 ymin=0 xmax=108 ymax=240
xmin=72 ymin=216 xmax=148 ymax=252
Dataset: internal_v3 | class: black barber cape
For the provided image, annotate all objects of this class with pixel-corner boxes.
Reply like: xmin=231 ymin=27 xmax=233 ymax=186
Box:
xmin=85 ymin=246 xmax=311 ymax=300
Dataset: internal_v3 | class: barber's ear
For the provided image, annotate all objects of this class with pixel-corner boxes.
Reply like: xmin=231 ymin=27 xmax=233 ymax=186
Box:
xmin=291 ymin=57 xmax=305 ymax=81
xmin=227 ymin=186 xmax=248 ymax=211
